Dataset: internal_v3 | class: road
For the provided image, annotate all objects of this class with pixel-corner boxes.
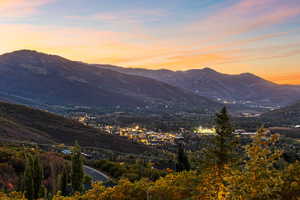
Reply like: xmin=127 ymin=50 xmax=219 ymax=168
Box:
xmin=83 ymin=165 xmax=110 ymax=182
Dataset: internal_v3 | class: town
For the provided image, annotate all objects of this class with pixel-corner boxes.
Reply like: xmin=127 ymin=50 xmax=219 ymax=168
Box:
xmin=69 ymin=113 xmax=263 ymax=147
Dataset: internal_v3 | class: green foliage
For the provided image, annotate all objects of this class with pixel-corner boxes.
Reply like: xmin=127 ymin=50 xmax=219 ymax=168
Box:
xmin=32 ymin=155 xmax=43 ymax=199
xmin=83 ymin=175 xmax=92 ymax=185
xmin=89 ymin=159 xmax=167 ymax=182
xmin=59 ymin=169 xmax=69 ymax=196
xmin=23 ymin=153 xmax=44 ymax=200
xmin=175 ymin=143 xmax=190 ymax=172
xmin=71 ymin=142 xmax=84 ymax=193
xmin=23 ymin=155 xmax=34 ymax=200
xmin=213 ymin=107 xmax=236 ymax=169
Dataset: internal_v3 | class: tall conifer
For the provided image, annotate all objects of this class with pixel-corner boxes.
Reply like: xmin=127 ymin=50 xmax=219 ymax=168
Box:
xmin=71 ymin=142 xmax=84 ymax=193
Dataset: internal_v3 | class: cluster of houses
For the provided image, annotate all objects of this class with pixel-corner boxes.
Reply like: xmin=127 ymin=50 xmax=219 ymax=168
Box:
xmin=114 ymin=126 xmax=183 ymax=146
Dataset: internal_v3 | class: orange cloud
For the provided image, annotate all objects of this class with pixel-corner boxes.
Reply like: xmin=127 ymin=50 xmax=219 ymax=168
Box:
xmin=0 ymin=23 xmax=178 ymax=65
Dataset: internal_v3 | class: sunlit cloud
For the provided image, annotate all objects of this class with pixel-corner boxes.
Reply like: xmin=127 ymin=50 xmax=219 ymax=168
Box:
xmin=0 ymin=23 xmax=175 ymax=65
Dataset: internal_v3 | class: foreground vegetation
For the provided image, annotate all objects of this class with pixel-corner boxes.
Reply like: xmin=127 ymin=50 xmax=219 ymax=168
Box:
xmin=1 ymin=108 xmax=300 ymax=199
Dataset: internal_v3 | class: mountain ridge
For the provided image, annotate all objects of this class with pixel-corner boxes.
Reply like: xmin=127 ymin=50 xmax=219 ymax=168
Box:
xmin=95 ymin=64 xmax=300 ymax=107
xmin=0 ymin=50 xmax=220 ymax=113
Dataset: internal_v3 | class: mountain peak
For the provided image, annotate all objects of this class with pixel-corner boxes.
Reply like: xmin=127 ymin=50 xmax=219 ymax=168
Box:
xmin=1 ymin=49 xmax=72 ymax=64
xmin=239 ymin=72 xmax=265 ymax=80
xmin=3 ymin=49 xmax=43 ymax=57
xmin=201 ymin=67 xmax=217 ymax=73
xmin=12 ymin=49 xmax=38 ymax=54
xmin=185 ymin=67 xmax=218 ymax=74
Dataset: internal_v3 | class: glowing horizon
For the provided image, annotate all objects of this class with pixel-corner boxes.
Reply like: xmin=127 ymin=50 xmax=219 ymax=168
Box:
xmin=0 ymin=0 xmax=299 ymax=84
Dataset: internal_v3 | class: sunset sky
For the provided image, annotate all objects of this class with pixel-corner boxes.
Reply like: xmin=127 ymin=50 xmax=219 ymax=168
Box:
xmin=0 ymin=0 xmax=300 ymax=84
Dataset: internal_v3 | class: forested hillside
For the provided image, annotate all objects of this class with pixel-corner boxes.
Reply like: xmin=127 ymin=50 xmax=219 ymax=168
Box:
xmin=0 ymin=101 xmax=149 ymax=154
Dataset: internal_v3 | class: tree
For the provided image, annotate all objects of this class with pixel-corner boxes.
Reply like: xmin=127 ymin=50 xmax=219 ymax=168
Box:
xmin=201 ymin=107 xmax=236 ymax=199
xmin=211 ymin=107 xmax=236 ymax=170
xmin=32 ymin=155 xmax=43 ymax=199
xmin=23 ymin=155 xmax=34 ymax=200
xmin=59 ymin=168 xmax=69 ymax=196
xmin=71 ymin=142 xmax=84 ymax=193
xmin=226 ymin=128 xmax=284 ymax=199
xmin=23 ymin=153 xmax=44 ymax=200
xmin=176 ymin=143 xmax=191 ymax=172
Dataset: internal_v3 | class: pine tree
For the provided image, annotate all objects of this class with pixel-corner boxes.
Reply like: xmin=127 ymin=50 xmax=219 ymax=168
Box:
xmin=212 ymin=107 xmax=236 ymax=170
xmin=71 ymin=142 xmax=84 ymax=193
xmin=204 ymin=107 xmax=236 ymax=198
xmin=176 ymin=143 xmax=191 ymax=172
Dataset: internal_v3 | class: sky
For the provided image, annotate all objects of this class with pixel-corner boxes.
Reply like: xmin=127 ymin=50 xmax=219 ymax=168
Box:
xmin=0 ymin=0 xmax=300 ymax=84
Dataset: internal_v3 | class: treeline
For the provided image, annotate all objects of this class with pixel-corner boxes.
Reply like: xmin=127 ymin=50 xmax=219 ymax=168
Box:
xmin=89 ymin=160 xmax=167 ymax=182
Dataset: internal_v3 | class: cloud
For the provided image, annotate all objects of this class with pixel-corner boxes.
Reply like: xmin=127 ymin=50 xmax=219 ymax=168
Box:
xmin=187 ymin=0 xmax=300 ymax=40
xmin=0 ymin=23 xmax=176 ymax=65
xmin=67 ymin=8 xmax=168 ymax=25
xmin=0 ymin=0 xmax=54 ymax=18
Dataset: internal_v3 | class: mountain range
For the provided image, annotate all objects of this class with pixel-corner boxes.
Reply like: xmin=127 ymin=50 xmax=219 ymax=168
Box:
xmin=1 ymin=50 xmax=300 ymax=115
xmin=0 ymin=50 xmax=220 ymax=114
xmin=96 ymin=65 xmax=300 ymax=107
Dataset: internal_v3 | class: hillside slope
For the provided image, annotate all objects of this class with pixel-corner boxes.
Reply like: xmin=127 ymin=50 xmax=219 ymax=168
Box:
xmin=234 ymin=101 xmax=300 ymax=130
xmin=261 ymin=101 xmax=300 ymax=125
xmin=0 ymin=101 xmax=149 ymax=153
xmin=96 ymin=65 xmax=300 ymax=107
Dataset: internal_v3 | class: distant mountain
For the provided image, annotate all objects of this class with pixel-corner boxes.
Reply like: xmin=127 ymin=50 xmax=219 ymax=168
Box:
xmin=96 ymin=65 xmax=300 ymax=107
xmin=0 ymin=101 xmax=148 ymax=153
xmin=0 ymin=50 xmax=220 ymax=113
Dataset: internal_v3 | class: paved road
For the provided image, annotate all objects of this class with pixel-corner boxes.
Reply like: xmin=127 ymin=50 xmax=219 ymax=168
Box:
xmin=83 ymin=165 xmax=110 ymax=182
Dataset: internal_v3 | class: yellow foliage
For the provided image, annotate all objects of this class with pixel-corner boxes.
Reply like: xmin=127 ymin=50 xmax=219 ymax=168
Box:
xmin=0 ymin=192 xmax=26 ymax=200
xmin=4 ymin=129 xmax=300 ymax=200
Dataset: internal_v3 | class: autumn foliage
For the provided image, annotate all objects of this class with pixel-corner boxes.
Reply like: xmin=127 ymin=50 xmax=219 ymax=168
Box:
xmin=1 ymin=108 xmax=300 ymax=199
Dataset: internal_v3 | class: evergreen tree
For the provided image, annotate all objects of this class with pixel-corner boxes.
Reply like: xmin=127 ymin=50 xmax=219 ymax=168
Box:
xmin=176 ymin=143 xmax=191 ymax=172
xmin=23 ymin=155 xmax=34 ymax=200
xmin=59 ymin=168 xmax=69 ymax=196
xmin=23 ymin=153 xmax=44 ymax=200
xmin=212 ymin=107 xmax=236 ymax=170
xmin=32 ymin=155 xmax=43 ymax=199
xmin=203 ymin=107 xmax=236 ymax=198
xmin=71 ymin=142 xmax=84 ymax=193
